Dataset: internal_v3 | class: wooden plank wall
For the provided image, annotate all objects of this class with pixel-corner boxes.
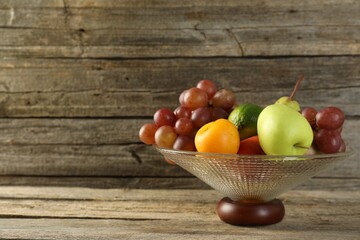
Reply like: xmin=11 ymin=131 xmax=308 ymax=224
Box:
xmin=0 ymin=0 xmax=358 ymax=188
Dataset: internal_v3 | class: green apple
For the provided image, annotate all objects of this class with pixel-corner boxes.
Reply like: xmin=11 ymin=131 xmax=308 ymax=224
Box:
xmin=257 ymin=104 xmax=313 ymax=155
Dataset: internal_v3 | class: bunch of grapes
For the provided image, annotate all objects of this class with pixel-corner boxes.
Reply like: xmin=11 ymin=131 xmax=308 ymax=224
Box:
xmin=302 ymin=107 xmax=346 ymax=154
xmin=139 ymin=80 xmax=236 ymax=151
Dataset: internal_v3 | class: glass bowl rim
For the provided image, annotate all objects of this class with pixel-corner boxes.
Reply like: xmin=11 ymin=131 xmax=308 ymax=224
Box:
xmin=154 ymin=145 xmax=355 ymax=160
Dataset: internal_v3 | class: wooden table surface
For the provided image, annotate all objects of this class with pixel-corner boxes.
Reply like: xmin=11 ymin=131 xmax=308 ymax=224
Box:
xmin=0 ymin=180 xmax=358 ymax=240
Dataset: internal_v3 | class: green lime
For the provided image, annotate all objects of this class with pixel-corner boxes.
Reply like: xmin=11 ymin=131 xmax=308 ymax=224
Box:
xmin=228 ymin=103 xmax=263 ymax=140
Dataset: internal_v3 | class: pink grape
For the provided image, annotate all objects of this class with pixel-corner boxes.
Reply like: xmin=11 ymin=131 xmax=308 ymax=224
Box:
xmin=139 ymin=123 xmax=158 ymax=145
xmin=183 ymin=87 xmax=208 ymax=111
xmin=302 ymin=107 xmax=317 ymax=128
xmin=174 ymin=106 xmax=191 ymax=119
xmin=197 ymin=80 xmax=217 ymax=100
xmin=173 ymin=135 xmax=196 ymax=151
xmin=174 ymin=118 xmax=194 ymax=136
xmin=211 ymin=89 xmax=236 ymax=110
xmin=155 ymin=125 xmax=177 ymax=148
xmin=314 ymin=129 xmax=342 ymax=154
xmin=154 ymin=108 xmax=176 ymax=127
xmin=191 ymin=107 xmax=211 ymax=128
xmin=316 ymin=107 xmax=345 ymax=130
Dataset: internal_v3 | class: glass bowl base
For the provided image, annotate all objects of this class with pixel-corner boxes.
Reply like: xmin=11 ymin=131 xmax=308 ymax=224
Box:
xmin=216 ymin=198 xmax=285 ymax=226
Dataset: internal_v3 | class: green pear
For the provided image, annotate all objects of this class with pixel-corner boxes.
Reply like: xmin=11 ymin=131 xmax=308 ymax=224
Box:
xmin=275 ymin=74 xmax=304 ymax=112
xmin=257 ymin=104 xmax=313 ymax=155
xmin=275 ymin=96 xmax=300 ymax=112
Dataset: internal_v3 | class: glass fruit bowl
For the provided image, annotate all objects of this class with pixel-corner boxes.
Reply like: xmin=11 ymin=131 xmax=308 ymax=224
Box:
xmin=155 ymin=146 xmax=354 ymax=226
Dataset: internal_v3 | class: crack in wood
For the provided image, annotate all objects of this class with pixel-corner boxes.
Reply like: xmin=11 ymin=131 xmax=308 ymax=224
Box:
xmin=0 ymin=214 xmax=169 ymax=221
xmin=7 ymin=7 xmax=15 ymax=26
xmin=63 ymin=0 xmax=86 ymax=59
xmin=226 ymin=29 xmax=244 ymax=56
xmin=194 ymin=23 xmax=207 ymax=40
xmin=63 ymin=0 xmax=71 ymax=17
xmin=130 ymin=149 xmax=142 ymax=164
xmin=0 ymin=85 xmax=358 ymax=95
xmin=1 ymin=25 xmax=360 ymax=31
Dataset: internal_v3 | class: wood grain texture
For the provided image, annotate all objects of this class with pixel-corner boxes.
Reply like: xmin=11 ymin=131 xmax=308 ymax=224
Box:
xmin=0 ymin=0 xmax=359 ymax=57
xmin=0 ymin=176 xmax=359 ymax=190
xmin=0 ymin=57 xmax=358 ymax=117
xmin=0 ymin=218 xmax=358 ymax=240
xmin=0 ymin=187 xmax=358 ymax=239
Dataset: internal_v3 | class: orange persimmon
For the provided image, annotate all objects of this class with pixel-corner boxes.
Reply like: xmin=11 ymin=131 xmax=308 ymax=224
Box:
xmin=195 ymin=119 xmax=240 ymax=154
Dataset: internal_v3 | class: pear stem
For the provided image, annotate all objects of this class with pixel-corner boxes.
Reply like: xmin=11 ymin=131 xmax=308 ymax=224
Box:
xmin=289 ymin=74 xmax=304 ymax=100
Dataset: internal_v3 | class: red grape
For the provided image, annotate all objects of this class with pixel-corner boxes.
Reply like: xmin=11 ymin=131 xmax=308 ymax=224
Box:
xmin=197 ymin=80 xmax=217 ymax=100
xmin=154 ymin=108 xmax=176 ymax=127
xmin=183 ymin=87 xmax=208 ymax=110
xmin=211 ymin=89 xmax=236 ymax=110
xmin=174 ymin=118 xmax=194 ymax=136
xmin=179 ymin=90 xmax=187 ymax=106
xmin=314 ymin=129 xmax=342 ymax=154
xmin=174 ymin=106 xmax=191 ymax=119
xmin=173 ymin=135 xmax=196 ymax=151
xmin=210 ymin=107 xmax=229 ymax=121
xmin=335 ymin=126 xmax=343 ymax=134
xmin=139 ymin=123 xmax=158 ymax=145
xmin=191 ymin=107 xmax=211 ymax=128
xmin=338 ymin=138 xmax=346 ymax=152
xmin=302 ymin=107 xmax=317 ymax=128
xmin=155 ymin=125 xmax=177 ymax=148
xmin=316 ymin=107 xmax=345 ymax=130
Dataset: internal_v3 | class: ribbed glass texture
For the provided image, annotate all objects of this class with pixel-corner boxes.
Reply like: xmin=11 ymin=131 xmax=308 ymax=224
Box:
xmin=156 ymin=147 xmax=354 ymax=202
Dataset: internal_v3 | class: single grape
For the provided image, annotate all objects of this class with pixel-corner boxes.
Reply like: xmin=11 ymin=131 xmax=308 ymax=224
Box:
xmin=139 ymin=123 xmax=158 ymax=145
xmin=191 ymin=107 xmax=211 ymax=128
xmin=314 ymin=129 xmax=342 ymax=154
xmin=316 ymin=107 xmax=345 ymax=130
xmin=211 ymin=89 xmax=236 ymax=110
xmin=338 ymin=138 xmax=346 ymax=152
xmin=183 ymin=87 xmax=208 ymax=111
xmin=179 ymin=90 xmax=187 ymax=106
xmin=174 ymin=117 xmax=194 ymax=136
xmin=210 ymin=107 xmax=229 ymax=121
xmin=174 ymin=106 xmax=191 ymax=119
xmin=155 ymin=125 xmax=177 ymax=148
xmin=164 ymin=158 xmax=176 ymax=165
xmin=302 ymin=107 xmax=317 ymax=128
xmin=197 ymin=80 xmax=217 ymax=100
xmin=154 ymin=108 xmax=177 ymax=127
xmin=173 ymin=135 xmax=196 ymax=151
